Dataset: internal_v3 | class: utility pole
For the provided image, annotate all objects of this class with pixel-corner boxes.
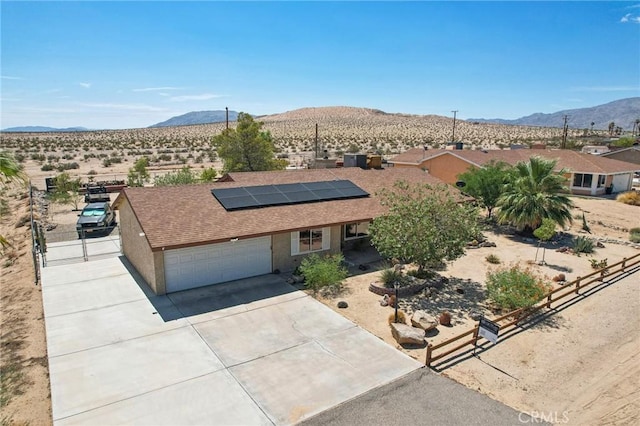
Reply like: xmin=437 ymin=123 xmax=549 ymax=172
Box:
xmin=451 ymin=110 xmax=458 ymax=143
xmin=561 ymin=115 xmax=569 ymax=149
xmin=225 ymin=107 xmax=229 ymax=130
xmin=315 ymin=123 xmax=319 ymax=159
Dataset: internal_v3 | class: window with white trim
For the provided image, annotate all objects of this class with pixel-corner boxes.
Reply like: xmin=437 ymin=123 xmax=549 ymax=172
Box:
xmin=597 ymin=175 xmax=606 ymax=188
xmin=344 ymin=221 xmax=370 ymax=240
xmin=573 ymin=173 xmax=593 ymax=188
xmin=291 ymin=227 xmax=331 ymax=255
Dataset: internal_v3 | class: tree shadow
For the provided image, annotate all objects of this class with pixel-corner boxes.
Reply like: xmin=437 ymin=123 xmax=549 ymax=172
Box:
xmin=397 ymin=277 xmax=490 ymax=323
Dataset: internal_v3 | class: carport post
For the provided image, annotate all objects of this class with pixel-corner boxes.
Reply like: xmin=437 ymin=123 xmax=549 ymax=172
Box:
xmin=81 ymin=232 xmax=88 ymax=261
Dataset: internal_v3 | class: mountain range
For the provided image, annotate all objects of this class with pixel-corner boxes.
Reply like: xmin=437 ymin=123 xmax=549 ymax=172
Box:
xmin=148 ymin=110 xmax=239 ymax=128
xmin=2 ymin=98 xmax=638 ymax=132
xmin=469 ymin=97 xmax=639 ymax=130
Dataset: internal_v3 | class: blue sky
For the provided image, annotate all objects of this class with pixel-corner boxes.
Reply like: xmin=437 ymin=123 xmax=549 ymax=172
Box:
xmin=1 ymin=1 xmax=639 ymax=130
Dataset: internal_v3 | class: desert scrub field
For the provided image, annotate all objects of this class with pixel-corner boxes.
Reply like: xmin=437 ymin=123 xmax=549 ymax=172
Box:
xmin=1 ymin=107 xmax=594 ymax=164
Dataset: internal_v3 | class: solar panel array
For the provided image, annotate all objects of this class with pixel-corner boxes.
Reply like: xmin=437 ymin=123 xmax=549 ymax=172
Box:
xmin=211 ymin=180 xmax=370 ymax=211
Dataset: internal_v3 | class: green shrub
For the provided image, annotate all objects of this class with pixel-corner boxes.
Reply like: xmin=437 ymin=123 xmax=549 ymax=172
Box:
xmin=406 ymin=268 xmax=434 ymax=279
xmin=380 ymin=268 xmax=402 ymax=287
xmin=630 ymin=228 xmax=640 ymax=243
xmin=486 ymin=264 xmax=550 ymax=311
xmin=40 ymin=164 xmax=54 ymax=171
xmin=299 ymin=253 xmax=348 ymax=294
xmin=485 ymin=254 xmax=501 ymax=264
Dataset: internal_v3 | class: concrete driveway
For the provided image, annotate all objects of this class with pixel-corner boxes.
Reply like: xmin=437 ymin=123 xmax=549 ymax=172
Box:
xmin=42 ymin=249 xmax=421 ymax=425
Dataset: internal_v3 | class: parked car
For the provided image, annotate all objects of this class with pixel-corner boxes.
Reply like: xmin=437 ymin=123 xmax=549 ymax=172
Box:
xmin=76 ymin=202 xmax=117 ymax=238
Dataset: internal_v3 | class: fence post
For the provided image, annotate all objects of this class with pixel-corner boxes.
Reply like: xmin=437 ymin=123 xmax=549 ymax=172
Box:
xmin=621 ymin=258 xmax=626 ymax=272
xmin=425 ymin=344 xmax=433 ymax=367
xmin=575 ymin=277 xmax=581 ymax=295
xmin=81 ymin=232 xmax=88 ymax=262
xmin=599 ymin=269 xmax=605 ymax=282
xmin=546 ymin=293 xmax=552 ymax=309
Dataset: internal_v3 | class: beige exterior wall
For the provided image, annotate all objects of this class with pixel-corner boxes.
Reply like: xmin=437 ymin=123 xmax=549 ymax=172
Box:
xmin=119 ymin=199 xmax=166 ymax=295
xmin=272 ymin=225 xmax=341 ymax=272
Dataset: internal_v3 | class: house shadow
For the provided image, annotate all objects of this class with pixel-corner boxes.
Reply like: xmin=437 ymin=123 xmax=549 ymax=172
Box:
xmin=119 ymin=256 xmax=299 ymax=322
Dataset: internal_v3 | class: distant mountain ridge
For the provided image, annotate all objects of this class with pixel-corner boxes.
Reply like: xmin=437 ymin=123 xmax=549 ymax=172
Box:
xmin=470 ymin=97 xmax=640 ymax=130
xmin=2 ymin=126 xmax=89 ymax=132
xmin=149 ymin=110 xmax=239 ymax=128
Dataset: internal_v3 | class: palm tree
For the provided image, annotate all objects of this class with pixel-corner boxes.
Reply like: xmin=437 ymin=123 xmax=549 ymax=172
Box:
xmin=0 ymin=150 xmax=27 ymax=249
xmin=496 ymin=156 xmax=573 ymax=233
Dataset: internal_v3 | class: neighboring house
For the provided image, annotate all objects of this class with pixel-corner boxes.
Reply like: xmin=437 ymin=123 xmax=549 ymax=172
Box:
xmin=113 ymin=167 xmax=444 ymax=295
xmin=581 ymin=145 xmax=611 ymax=155
xmin=600 ymin=146 xmax=640 ymax=166
xmin=389 ymin=147 xmax=640 ymax=196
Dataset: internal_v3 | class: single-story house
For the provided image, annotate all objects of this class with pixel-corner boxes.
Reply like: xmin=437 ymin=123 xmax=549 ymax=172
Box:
xmin=599 ymin=146 xmax=640 ymax=166
xmin=389 ymin=147 xmax=640 ymax=196
xmin=113 ymin=167 xmax=444 ymax=295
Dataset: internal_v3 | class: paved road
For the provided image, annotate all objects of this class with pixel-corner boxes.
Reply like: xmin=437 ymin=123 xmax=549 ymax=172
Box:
xmin=301 ymin=367 xmax=539 ymax=426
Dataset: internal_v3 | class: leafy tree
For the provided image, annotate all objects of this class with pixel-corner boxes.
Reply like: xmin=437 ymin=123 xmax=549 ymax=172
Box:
xmin=50 ymin=172 xmax=83 ymax=210
xmin=212 ymin=112 xmax=285 ymax=173
xmin=127 ymin=157 xmax=150 ymax=187
xmin=369 ymin=181 xmax=480 ymax=273
xmin=496 ymin=156 xmax=573 ymax=233
xmin=533 ymin=218 xmax=556 ymax=264
xmin=457 ymin=160 xmax=512 ymax=219
xmin=199 ymin=167 xmax=217 ymax=182
xmin=154 ymin=166 xmax=197 ymax=186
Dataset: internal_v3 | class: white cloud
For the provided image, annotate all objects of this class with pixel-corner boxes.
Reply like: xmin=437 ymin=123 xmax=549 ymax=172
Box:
xmin=133 ymin=87 xmax=183 ymax=92
xmin=1 ymin=75 xmax=22 ymax=80
xmin=169 ymin=93 xmax=223 ymax=102
xmin=79 ymin=102 xmax=167 ymax=112
xmin=621 ymin=13 xmax=640 ymax=23
xmin=79 ymin=82 xmax=92 ymax=88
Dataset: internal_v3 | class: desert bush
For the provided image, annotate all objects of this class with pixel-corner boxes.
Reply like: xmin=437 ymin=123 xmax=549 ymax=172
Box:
xmin=616 ymin=191 xmax=640 ymax=206
xmin=485 ymin=254 xmax=501 ymax=264
xmin=299 ymin=253 xmax=348 ymax=294
xmin=56 ymin=162 xmax=79 ymax=171
xmin=486 ymin=264 xmax=550 ymax=311
xmin=589 ymin=258 xmax=608 ymax=271
xmin=572 ymin=235 xmax=594 ymax=255
xmin=380 ymin=268 xmax=403 ymax=287
xmin=388 ymin=310 xmax=406 ymax=325
xmin=40 ymin=163 xmax=54 ymax=171
xmin=630 ymin=227 xmax=640 ymax=243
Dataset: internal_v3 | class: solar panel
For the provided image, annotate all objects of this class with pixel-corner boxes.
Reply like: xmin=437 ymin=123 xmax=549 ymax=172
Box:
xmin=211 ymin=179 xmax=369 ymax=211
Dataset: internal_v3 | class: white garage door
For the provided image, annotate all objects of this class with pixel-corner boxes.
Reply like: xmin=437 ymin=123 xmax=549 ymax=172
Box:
xmin=164 ymin=236 xmax=272 ymax=293
xmin=612 ymin=174 xmax=631 ymax=193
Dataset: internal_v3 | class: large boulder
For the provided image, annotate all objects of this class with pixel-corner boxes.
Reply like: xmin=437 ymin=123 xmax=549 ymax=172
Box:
xmin=410 ymin=310 xmax=438 ymax=332
xmin=390 ymin=323 xmax=425 ymax=345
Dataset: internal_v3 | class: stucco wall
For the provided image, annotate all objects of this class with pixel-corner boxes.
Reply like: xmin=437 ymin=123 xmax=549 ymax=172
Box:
xmin=272 ymin=225 xmax=341 ymax=272
xmin=119 ymin=198 xmax=164 ymax=294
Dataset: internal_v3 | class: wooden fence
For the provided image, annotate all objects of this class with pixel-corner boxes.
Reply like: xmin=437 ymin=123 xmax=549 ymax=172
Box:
xmin=425 ymin=251 xmax=640 ymax=367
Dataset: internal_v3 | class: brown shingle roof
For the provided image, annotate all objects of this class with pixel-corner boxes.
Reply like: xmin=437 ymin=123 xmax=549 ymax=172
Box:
xmin=390 ymin=148 xmax=640 ymax=174
xmin=115 ymin=167 xmax=444 ymax=251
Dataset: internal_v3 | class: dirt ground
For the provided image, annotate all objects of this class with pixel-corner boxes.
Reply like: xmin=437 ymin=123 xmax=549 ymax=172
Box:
xmin=317 ymin=196 xmax=640 ymax=425
xmin=1 ymin=170 xmax=639 ymax=425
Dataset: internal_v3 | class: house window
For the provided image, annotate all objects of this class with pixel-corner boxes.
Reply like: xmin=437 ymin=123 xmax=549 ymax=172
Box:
xmin=291 ymin=227 xmax=331 ymax=255
xmin=573 ymin=173 xmax=593 ymax=188
xmin=597 ymin=175 xmax=606 ymax=188
xmin=344 ymin=222 xmax=370 ymax=240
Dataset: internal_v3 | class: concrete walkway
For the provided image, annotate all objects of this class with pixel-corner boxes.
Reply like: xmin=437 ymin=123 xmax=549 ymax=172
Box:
xmin=42 ymin=251 xmax=421 ymax=425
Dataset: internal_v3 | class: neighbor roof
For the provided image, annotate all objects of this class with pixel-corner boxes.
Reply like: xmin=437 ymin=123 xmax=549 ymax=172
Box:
xmin=114 ymin=167 xmax=444 ymax=251
xmin=390 ymin=148 xmax=640 ymax=174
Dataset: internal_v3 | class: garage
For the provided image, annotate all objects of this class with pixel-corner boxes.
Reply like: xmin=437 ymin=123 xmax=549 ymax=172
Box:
xmin=164 ymin=236 xmax=272 ymax=293
xmin=612 ymin=173 xmax=631 ymax=193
